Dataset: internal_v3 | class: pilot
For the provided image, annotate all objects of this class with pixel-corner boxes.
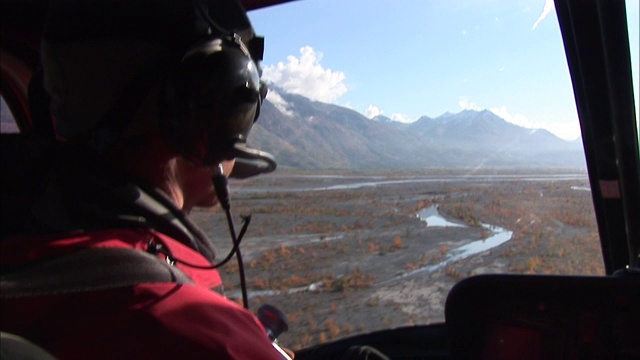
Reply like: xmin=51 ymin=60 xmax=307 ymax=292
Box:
xmin=0 ymin=0 xmax=289 ymax=358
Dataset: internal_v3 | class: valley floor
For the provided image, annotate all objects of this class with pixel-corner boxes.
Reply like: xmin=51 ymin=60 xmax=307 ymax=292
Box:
xmin=190 ymin=169 xmax=602 ymax=350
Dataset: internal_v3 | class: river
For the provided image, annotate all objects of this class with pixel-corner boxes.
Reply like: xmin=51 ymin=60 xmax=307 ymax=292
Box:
xmin=237 ymin=205 xmax=513 ymax=298
xmin=377 ymin=206 xmax=513 ymax=285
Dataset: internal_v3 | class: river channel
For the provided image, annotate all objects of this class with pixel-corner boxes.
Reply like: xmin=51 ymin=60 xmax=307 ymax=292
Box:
xmin=377 ymin=206 xmax=513 ymax=285
xmin=239 ymin=205 xmax=513 ymax=298
xmin=231 ymin=173 xmax=587 ymax=194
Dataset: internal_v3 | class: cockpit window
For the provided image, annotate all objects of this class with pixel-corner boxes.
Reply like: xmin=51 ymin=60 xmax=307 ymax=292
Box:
xmin=188 ymin=0 xmax=637 ymax=351
xmin=627 ymin=0 xmax=640 ymax=145
xmin=1 ymin=96 xmax=20 ymax=133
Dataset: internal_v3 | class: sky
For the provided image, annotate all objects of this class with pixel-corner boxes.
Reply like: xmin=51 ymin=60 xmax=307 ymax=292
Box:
xmin=247 ymin=0 xmax=639 ymax=141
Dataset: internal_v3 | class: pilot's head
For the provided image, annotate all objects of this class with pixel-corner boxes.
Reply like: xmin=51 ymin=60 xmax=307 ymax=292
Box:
xmin=41 ymin=0 xmax=268 ymax=169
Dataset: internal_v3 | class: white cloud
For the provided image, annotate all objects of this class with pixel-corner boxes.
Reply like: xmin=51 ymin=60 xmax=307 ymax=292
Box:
xmin=364 ymin=104 xmax=383 ymax=119
xmin=544 ymin=121 xmax=582 ymax=141
xmin=458 ymin=96 xmax=484 ymax=111
xmin=532 ymin=0 xmax=554 ymax=30
xmin=262 ymin=46 xmax=347 ymax=103
xmin=265 ymin=89 xmax=295 ymax=117
xmin=456 ymin=97 xmax=580 ymax=140
xmin=391 ymin=113 xmax=413 ymax=123
xmin=489 ymin=105 xmax=581 ymax=140
xmin=489 ymin=105 xmax=537 ymax=129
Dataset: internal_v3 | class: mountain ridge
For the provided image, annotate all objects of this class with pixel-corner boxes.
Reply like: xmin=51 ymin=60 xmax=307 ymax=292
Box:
xmin=248 ymin=88 xmax=585 ymax=170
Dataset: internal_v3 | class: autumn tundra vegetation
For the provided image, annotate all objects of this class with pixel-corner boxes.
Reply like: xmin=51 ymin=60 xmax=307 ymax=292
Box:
xmin=191 ymin=169 xmax=601 ymax=350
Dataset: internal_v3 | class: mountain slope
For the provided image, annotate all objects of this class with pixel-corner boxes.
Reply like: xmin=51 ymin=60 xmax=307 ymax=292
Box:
xmin=248 ymin=90 xmax=585 ymax=169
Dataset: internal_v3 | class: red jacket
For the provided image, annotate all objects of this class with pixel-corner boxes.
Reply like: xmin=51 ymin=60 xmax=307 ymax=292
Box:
xmin=0 ymin=228 xmax=286 ymax=359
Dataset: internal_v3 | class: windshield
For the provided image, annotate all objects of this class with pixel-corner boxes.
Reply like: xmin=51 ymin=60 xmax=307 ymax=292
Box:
xmin=195 ymin=0 xmax=639 ymax=351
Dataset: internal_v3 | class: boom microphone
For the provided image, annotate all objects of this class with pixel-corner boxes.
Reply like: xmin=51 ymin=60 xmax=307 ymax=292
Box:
xmin=229 ymin=143 xmax=277 ymax=179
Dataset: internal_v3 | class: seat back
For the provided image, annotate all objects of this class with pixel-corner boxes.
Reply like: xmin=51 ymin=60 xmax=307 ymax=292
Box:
xmin=0 ymin=332 xmax=56 ymax=360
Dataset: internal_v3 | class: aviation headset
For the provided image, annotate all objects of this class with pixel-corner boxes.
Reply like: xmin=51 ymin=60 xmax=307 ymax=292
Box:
xmin=159 ymin=33 xmax=271 ymax=168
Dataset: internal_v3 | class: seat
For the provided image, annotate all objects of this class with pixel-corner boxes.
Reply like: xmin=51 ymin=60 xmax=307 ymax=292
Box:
xmin=0 ymin=332 xmax=56 ymax=360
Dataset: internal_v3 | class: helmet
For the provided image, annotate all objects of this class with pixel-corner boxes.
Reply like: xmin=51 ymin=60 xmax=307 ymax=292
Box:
xmin=160 ymin=34 xmax=267 ymax=166
xmin=42 ymin=0 xmax=275 ymax=170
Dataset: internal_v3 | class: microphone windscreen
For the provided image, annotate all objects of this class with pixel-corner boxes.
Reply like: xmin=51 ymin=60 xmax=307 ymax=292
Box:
xmin=229 ymin=143 xmax=277 ymax=179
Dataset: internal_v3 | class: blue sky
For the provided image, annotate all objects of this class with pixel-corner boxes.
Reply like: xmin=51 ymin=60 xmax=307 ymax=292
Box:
xmin=248 ymin=0 xmax=639 ymax=141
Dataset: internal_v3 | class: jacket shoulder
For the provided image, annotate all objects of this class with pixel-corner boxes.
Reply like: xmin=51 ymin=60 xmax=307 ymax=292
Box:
xmin=133 ymin=283 xmax=284 ymax=359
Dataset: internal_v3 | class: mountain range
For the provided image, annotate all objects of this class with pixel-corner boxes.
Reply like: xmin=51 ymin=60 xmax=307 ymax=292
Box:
xmin=248 ymin=88 xmax=585 ymax=170
xmin=0 ymin=88 xmax=585 ymax=170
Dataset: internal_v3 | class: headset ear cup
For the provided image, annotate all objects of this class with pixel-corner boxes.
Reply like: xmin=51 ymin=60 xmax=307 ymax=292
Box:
xmin=158 ymin=36 xmax=263 ymax=167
